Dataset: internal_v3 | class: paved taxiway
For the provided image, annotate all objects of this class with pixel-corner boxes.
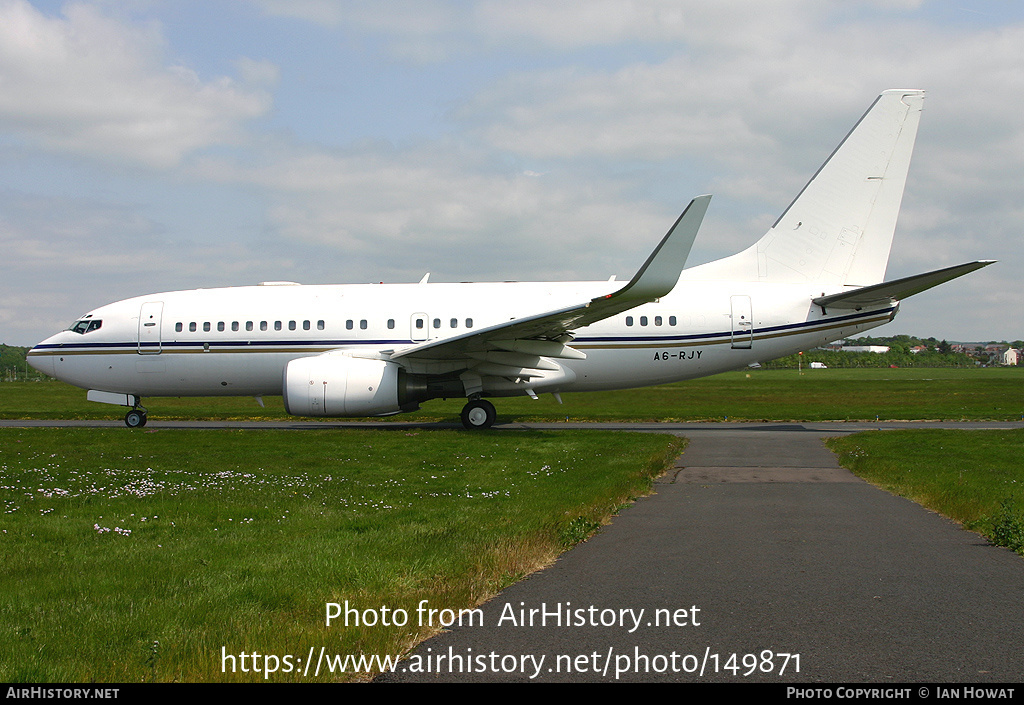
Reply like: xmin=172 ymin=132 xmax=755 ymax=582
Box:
xmin=5 ymin=419 xmax=1023 ymax=681
xmin=379 ymin=422 xmax=1024 ymax=682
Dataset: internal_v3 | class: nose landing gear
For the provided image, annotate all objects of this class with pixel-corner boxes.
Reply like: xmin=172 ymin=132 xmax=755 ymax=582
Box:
xmin=84 ymin=391 xmax=149 ymax=428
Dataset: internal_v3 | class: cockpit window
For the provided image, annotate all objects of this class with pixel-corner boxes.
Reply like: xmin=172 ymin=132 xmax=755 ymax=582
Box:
xmin=68 ymin=319 xmax=102 ymax=334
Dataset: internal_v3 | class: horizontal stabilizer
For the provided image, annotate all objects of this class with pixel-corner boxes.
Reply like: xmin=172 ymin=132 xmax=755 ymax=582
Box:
xmin=812 ymin=261 xmax=995 ymax=310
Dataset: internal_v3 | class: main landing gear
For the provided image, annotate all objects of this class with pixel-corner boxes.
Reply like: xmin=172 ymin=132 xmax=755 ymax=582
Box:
xmin=124 ymin=406 xmax=148 ymax=428
xmin=460 ymin=399 xmax=496 ymax=430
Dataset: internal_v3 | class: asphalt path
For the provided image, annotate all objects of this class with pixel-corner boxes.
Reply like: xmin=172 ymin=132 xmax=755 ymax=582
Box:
xmin=372 ymin=422 xmax=1024 ymax=683
xmin=5 ymin=418 xmax=1024 ymax=682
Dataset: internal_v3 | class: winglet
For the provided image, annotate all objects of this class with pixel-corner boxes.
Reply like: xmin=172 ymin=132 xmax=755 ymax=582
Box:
xmin=391 ymin=195 xmax=713 ymax=362
xmin=608 ymin=194 xmax=711 ymax=302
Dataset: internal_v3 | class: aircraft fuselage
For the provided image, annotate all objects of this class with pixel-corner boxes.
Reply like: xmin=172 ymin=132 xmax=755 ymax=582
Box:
xmin=28 ymin=277 xmax=892 ymax=400
xmin=28 ymin=90 xmax=988 ymax=429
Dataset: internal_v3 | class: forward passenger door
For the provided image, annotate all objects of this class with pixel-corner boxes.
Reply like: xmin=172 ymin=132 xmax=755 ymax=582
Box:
xmin=138 ymin=302 xmax=164 ymax=354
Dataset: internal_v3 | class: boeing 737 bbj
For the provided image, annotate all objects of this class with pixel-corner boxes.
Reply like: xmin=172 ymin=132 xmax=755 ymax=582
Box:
xmin=28 ymin=90 xmax=993 ymax=429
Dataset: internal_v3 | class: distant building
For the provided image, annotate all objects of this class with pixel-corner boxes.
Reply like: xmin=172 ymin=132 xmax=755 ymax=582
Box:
xmin=954 ymin=343 xmax=1018 ymax=365
xmin=840 ymin=345 xmax=890 ymax=354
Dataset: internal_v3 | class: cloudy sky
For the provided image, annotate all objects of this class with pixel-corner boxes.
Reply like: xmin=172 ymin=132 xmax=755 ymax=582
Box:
xmin=2 ymin=0 xmax=1022 ymax=346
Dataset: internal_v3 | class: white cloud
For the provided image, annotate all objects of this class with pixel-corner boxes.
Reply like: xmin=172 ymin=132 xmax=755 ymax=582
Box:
xmin=189 ymin=3 xmax=1023 ymax=342
xmin=253 ymin=0 xmax=469 ymax=62
xmin=5 ymin=1 xmax=1020 ymax=345
xmin=0 ymin=187 xmax=290 ymax=342
xmin=451 ymin=13 xmax=1024 ymax=217
xmin=0 ymin=0 xmax=273 ymax=167
xmin=233 ymin=56 xmax=281 ymax=88
xmin=193 ymin=139 xmax=674 ymax=284
xmin=252 ymin=1 xmax=925 ymax=55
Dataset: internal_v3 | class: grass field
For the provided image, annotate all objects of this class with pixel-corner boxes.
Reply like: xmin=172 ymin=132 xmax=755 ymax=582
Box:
xmin=0 ymin=427 xmax=681 ymax=682
xmin=2 ymin=366 xmax=1022 ymax=422
xmin=827 ymin=429 xmax=1024 ymax=554
xmin=2 ymin=369 xmax=1023 ymax=683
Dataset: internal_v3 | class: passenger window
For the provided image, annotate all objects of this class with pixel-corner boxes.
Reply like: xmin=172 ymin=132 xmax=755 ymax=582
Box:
xmin=274 ymin=321 xmax=282 ymax=331
xmin=466 ymin=318 xmax=473 ymax=328
xmin=203 ymin=322 xmax=211 ymax=332
xmin=246 ymin=321 xmax=253 ymax=332
xmin=303 ymin=320 xmax=310 ymax=331
xmin=189 ymin=322 xmax=197 ymax=332
xmin=260 ymin=321 xmax=268 ymax=331
xmin=450 ymin=318 xmax=458 ymax=328
xmin=175 ymin=323 xmax=183 ymax=333
xmin=217 ymin=322 xmax=225 ymax=332
xmin=360 ymin=320 xmax=367 ymax=330
xmin=346 ymin=320 xmax=353 ymax=330
xmin=669 ymin=316 xmax=677 ymax=326
xmin=415 ymin=319 xmax=424 ymax=329
xmin=317 ymin=320 xmax=325 ymax=330
xmin=387 ymin=319 xmax=395 ymax=329
xmin=626 ymin=316 xmax=633 ymax=326
xmin=231 ymin=321 xmax=239 ymax=332
xmin=289 ymin=321 xmax=296 ymax=331
xmin=640 ymin=316 xmax=648 ymax=326
xmin=655 ymin=316 xmax=662 ymax=326
xmin=433 ymin=318 xmax=440 ymax=329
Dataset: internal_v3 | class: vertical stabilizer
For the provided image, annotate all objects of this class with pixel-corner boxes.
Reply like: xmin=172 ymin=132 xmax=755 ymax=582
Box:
xmin=691 ymin=90 xmax=925 ymax=285
xmin=758 ymin=89 xmax=924 ymax=285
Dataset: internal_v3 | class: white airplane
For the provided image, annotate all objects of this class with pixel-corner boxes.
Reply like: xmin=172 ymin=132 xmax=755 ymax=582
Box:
xmin=28 ymin=89 xmax=993 ymax=429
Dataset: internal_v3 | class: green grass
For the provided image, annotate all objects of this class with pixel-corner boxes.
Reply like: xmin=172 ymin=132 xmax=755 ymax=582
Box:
xmin=0 ymin=427 xmax=682 ymax=682
xmin=827 ymin=429 xmax=1024 ymax=553
xmin=3 ymin=366 xmax=1022 ymax=422
xmin=3 ymin=369 xmax=1022 ymax=681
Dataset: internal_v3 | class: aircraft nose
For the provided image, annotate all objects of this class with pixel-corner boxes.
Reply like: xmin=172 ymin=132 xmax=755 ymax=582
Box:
xmin=27 ymin=344 xmax=55 ymax=377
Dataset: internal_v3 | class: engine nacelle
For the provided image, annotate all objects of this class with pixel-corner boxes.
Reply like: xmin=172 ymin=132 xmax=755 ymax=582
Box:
xmin=283 ymin=353 xmax=403 ymax=417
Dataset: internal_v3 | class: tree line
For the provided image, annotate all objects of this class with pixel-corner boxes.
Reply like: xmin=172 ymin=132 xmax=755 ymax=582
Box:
xmin=762 ymin=335 xmax=1015 ymax=369
xmin=0 ymin=344 xmax=46 ymax=381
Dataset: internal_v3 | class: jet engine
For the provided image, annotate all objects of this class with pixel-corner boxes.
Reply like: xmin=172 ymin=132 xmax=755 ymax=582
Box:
xmin=283 ymin=353 xmax=407 ymax=417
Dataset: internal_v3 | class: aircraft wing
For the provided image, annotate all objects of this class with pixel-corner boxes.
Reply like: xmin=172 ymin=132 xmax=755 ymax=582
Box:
xmin=812 ymin=260 xmax=996 ymax=311
xmin=389 ymin=195 xmax=711 ymax=366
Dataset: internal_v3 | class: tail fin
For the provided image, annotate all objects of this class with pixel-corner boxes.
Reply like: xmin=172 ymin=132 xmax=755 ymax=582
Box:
xmin=694 ymin=90 xmax=925 ymax=285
